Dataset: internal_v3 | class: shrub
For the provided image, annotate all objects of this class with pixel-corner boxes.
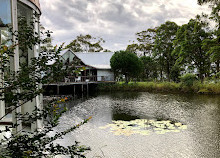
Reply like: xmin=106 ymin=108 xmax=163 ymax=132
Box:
xmin=0 ymin=17 xmax=90 ymax=157
xmin=180 ymin=73 xmax=198 ymax=87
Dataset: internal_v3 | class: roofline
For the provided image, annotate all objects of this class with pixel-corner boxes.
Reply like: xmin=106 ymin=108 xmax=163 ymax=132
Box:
xmin=72 ymin=51 xmax=87 ymax=66
xmin=19 ymin=0 xmax=41 ymax=14
xmin=76 ymin=65 xmax=111 ymax=70
xmin=74 ymin=51 xmax=114 ymax=54
xmin=28 ymin=0 xmax=40 ymax=10
xmin=65 ymin=50 xmax=113 ymax=69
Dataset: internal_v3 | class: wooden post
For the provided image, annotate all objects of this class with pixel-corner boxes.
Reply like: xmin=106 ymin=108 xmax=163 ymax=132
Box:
xmin=87 ymin=83 xmax=89 ymax=98
xmin=81 ymin=84 xmax=84 ymax=98
xmin=57 ymin=85 xmax=60 ymax=95
xmin=73 ymin=85 xmax=76 ymax=99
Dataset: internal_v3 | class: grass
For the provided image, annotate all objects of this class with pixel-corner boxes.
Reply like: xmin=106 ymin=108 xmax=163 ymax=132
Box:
xmin=98 ymin=81 xmax=220 ymax=95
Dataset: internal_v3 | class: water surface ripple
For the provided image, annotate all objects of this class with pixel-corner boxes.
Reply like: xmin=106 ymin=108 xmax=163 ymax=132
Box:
xmin=55 ymin=92 xmax=220 ymax=158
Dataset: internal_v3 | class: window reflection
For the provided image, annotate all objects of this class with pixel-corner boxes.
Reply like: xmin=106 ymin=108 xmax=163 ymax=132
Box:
xmin=0 ymin=0 xmax=11 ymax=46
xmin=0 ymin=29 xmax=11 ymax=46
xmin=0 ymin=0 xmax=11 ymax=27
xmin=17 ymin=2 xmax=33 ymax=66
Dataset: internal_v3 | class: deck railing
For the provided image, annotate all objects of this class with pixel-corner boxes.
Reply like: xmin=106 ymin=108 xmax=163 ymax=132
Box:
xmin=63 ymin=75 xmax=114 ymax=83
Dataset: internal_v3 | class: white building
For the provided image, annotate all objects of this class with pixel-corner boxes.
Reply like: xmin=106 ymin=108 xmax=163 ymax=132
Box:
xmin=48 ymin=49 xmax=115 ymax=82
xmin=0 ymin=0 xmax=42 ymax=134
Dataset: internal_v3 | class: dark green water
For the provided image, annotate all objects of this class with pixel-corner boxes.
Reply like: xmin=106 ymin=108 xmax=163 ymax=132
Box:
xmin=55 ymin=92 xmax=220 ymax=158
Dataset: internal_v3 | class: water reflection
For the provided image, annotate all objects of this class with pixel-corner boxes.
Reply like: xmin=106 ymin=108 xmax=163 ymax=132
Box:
xmin=55 ymin=92 xmax=220 ymax=158
xmin=112 ymin=111 xmax=140 ymax=121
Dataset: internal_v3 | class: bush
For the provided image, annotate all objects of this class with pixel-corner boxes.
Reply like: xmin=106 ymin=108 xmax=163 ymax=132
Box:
xmin=0 ymin=17 xmax=90 ymax=157
xmin=180 ymin=73 xmax=198 ymax=87
xmin=110 ymin=50 xmax=143 ymax=83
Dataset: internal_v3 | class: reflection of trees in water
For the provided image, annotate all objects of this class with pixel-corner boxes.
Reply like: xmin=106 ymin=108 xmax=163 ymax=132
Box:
xmin=112 ymin=111 xmax=140 ymax=121
xmin=109 ymin=91 xmax=141 ymax=99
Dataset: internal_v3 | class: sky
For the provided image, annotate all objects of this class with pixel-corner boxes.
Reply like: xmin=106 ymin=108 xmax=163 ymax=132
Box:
xmin=39 ymin=0 xmax=211 ymax=51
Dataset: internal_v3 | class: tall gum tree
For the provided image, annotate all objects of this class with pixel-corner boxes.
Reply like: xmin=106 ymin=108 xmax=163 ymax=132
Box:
xmin=153 ymin=21 xmax=179 ymax=82
xmin=126 ymin=28 xmax=157 ymax=56
xmin=198 ymin=0 xmax=220 ymax=73
xmin=173 ymin=17 xmax=212 ymax=82
xmin=66 ymin=34 xmax=110 ymax=52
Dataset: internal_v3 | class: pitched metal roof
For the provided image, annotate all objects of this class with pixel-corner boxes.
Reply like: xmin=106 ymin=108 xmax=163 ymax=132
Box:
xmin=74 ymin=52 xmax=114 ymax=69
xmin=47 ymin=49 xmax=114 ymax=69
xmin=46 ymin=49 xmax=69 ymax=65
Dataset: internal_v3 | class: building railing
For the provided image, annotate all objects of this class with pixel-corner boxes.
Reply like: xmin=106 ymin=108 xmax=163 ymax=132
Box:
xmin=63 ymin=75 xmax=114 ymax=83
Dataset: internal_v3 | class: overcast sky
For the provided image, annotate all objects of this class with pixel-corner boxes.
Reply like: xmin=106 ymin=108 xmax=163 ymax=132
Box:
xmin=39 ymin=0 xmax=210 ymax=51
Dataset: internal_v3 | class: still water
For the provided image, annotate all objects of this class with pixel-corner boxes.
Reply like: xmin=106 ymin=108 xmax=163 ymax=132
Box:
xmin=55 ymin=92 xmax=220 ymax=158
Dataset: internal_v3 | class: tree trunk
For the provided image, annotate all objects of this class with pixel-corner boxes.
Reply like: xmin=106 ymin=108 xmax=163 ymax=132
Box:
xmin=125 ymin=74 xmax=129 ymax=84
xmin=167 ymin=65 xmax=170 ymax=82
xmin=160 ymin=69 xmax=163 ymax=81
xmin=199 ymin=73 xmax=204 ymax=83
xmin=216 ymin=60 xmax=220 ymax=73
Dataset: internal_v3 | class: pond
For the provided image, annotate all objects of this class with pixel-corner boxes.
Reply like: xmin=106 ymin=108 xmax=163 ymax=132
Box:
xmin=54 ymin=92 xmax=220 ymax=158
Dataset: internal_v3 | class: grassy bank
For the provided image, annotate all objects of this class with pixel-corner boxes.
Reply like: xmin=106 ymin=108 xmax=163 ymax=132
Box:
xmin=98 ymin=81 xmax=220 ymax=95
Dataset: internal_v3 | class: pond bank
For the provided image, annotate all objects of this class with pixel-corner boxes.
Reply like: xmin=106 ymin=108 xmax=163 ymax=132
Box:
xmin=98 ymin=82 xmax=220 ymax=95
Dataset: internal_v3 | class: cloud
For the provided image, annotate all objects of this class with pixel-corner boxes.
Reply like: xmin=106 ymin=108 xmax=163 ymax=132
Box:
xmin=39 ymin=0 xmax=211 ymax=51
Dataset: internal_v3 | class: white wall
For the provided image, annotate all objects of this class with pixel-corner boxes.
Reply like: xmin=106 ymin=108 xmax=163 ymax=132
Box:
xmin=97 ymin=69 xmax=114 ymax=81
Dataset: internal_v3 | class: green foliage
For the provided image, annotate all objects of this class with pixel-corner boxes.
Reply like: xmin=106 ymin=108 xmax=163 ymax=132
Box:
xmin=98 ymin=81 xmax=220 ymax=94
xmin=0 ymin=17 xmax=90 ymax=157
xmin=66 ymin=34 xmax=110 ymax=52
xmin=110 ymin=50 xmax=143 ymax=83
xmin=0 ymin=98 xmax=91 ymax=157
xmin=215 ymin=71 xmax=220 ymax=78
xmin=180 ymin=73 xmax=198 ymax=87
xmin=126 ymin=43 xmax=139 ymax=54
xmin=173 ymin=17 xmax=211 ymax=81
xmin=140 ymin=56 xmax=158 ymax=80
xmin=98 ymin=82 xmax=181 ymax=93
xmin=198 ymin=0 xmax=220 ymax=73
xmin=153 ymin=21 xmax=179 ymax=82
xmin=126 ymin=28 xmax=157 ymax=56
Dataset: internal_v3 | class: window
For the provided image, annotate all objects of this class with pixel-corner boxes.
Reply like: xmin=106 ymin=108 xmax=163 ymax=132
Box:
xmin=0 ymin=0 xmax=11 ymax=27
xmin=0 ymin=0 xmax=11 ymax=46
xmin=17 ymin=2 xmax=33 ymax=65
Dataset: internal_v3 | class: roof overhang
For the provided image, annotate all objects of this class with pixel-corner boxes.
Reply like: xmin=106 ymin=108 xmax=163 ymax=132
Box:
xmin=18 ymin=0 xmax=41 ymax=14
xmin=29 ymin=0 xmax=40 ymax=10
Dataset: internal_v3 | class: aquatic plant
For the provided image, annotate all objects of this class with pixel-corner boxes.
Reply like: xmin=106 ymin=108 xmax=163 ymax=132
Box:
xmin=100 ymin=119 xmax=187 ymax=136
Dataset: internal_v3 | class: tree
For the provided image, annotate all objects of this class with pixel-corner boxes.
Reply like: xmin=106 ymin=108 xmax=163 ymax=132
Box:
xmin=66 ymin=34 xmax=110 ymax=52
xmin=140 ymin=56 xmax=158 ymax=80
xmin=202 ymin=29 xmax=220 ymax=73
xmin=110 ymin=50 xmax=143 ymax=83
xmin=0 ymin=17 xmax=90 ymax=157
xmin=198 ymin=0 xmax=220 ymax=73
xmin=153 ymin=21 xmax=179 ymax=82
xmin=126 ymin=28 xmax=157 ymax=56
xmin=126 ymin=43 xmax=139 ymax=54
xmin=40 ymin=24 xmax=54 ymax=51
xmin=173 ymin=17 xmax=212 ymax=82
xmin=136 ymin=28 xmax=157 ymax=56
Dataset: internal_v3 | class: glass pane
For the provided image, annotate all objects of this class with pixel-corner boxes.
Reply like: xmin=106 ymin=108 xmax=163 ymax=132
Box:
xmin=17 ymin=2 xmax=32 ymax=22
xmin=0 ymin=0 xmax=11 ymax=27
xmin=0 ymin=28 xmax=11 ymax=46
xmin=17 ymin=2 xmax=33 ymax=66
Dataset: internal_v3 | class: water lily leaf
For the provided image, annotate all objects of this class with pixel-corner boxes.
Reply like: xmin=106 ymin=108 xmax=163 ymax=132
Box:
xmin=99 ymin=119 xmax=187 ymax=136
